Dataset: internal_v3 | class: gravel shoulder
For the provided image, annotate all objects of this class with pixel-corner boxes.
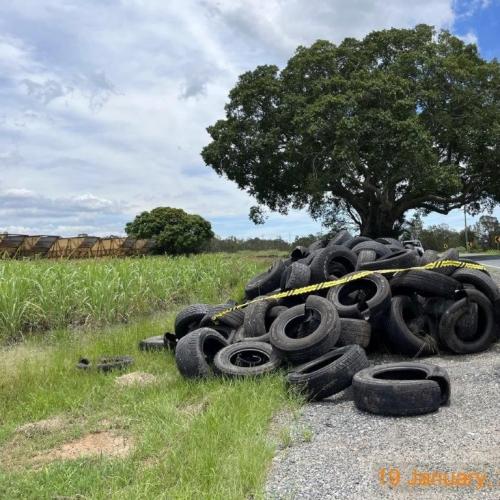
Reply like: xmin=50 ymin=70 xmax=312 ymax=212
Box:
xmin=265 ymin=272 xmax=500 ymax=500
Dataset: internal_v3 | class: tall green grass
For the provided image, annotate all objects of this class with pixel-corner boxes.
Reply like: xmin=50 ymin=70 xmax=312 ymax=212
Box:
xmin=0 ymin=254 xmax=267 ymax=342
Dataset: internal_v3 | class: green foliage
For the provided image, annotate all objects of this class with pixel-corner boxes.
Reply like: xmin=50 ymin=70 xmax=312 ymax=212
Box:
xmin=0 ymin=254 xmax=266 ymax=342
xmin=202 ymin=25 xmax=500 ymax=237
xmin=208 ymin=236 xmax=290 ymax=253
xmin=125 ymin=207 xmax=214 ymax=255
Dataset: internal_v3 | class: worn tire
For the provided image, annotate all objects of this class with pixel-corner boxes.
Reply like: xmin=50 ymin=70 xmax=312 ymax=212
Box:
xmin=338 ymin=319 xmax=371 ymax=348
xmin=375 ymin=237 xmax=403 ymax=248
xmin=308 ymin=239 xmax=327 ymax=252
xmin=327 ymin=273 xmax=391 ymax=320
xmin=270 ymin=295 xmax=340 ymax=364
xmin=355 ymin=249 xmax=377 ymax=270
xmin=390 ymin=270 xmax=461 ymax=299
xmin=243 ymin=298 xmax=277 ymax=338
xmin=245 ymin=260 xmax=285 ymax=299
xmin=200 ymin=305 xmax=244 ymax=330
xmin=358 ymin=249 xmax=419 ymax=271
xmin=451 ymin=268 xmax=500 ymax=303
xmin=174 ymin=303 xmax=211 ymax=338
xmin=309 ymin=245 xmax=357 ymax=283
xmin=352 ymin=240 xmax=391 ymax=258
xmin=345 ymin=236 xmax=372 ymax=249
xmin=97 ymin=356 xmax=134 ymax=373
xmin=287 ymin=346 xmax=369 ymax=401
xmin=175 ymin=328 xmax=228 ymax=379
xmin=387 ymin=296 xmax=438 ymax=356
xmin=280 ymin=262 xmax=311 ymax=290
xmin=268 ymin=305 xmax=288 ymax=320
xmin=421 ymin=250 xmax=439 ymax=265
xmin=353 ymin=362 xmax=450 ymax=416
xmin=214 ymin=341 xmax=282 ymax=377
xmin=290 ymin=246 xmax=309 ymax=261
xmin=438 ymin=289 xmax=496 ymax=354
xmin=138 ymin=335 xmax=165 ymax=351
xmin=327 ymin=230 xmax=352 ymax=247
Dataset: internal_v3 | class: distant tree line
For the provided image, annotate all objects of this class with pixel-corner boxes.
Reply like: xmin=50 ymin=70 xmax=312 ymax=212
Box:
xmin=403 ymin=215 xmax=499 ymax=251
xmin=125 ymin=206 xmax=499 ymax=255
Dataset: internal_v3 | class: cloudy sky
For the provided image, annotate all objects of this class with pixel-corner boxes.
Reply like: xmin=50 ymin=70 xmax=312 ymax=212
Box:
xmin=1 ymin=0 xmax=499 ymax=239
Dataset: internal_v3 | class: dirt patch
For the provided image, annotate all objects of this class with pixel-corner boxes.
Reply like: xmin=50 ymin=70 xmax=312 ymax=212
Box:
xmin=114 ymin=371 xmax=158 ymax=387
xmin=16 ymin=416 xmax=66 ymax=437
xmin=177 ymin=398 xmax=210 ymax=417
xmin=33 ymin=431 xmax=132 ymax=463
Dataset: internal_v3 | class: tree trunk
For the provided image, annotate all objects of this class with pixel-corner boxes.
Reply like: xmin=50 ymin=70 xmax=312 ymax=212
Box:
xmin=359 ymin=205 xmax=398 ymax=238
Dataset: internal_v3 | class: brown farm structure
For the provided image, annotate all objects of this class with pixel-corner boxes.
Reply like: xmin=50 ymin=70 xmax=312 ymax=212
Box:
xmin=0 ymin=233 xmax=156 ymax=259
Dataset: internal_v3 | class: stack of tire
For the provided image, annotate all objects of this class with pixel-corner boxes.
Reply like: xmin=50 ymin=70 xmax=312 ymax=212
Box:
xmin=172 ymin=230 xmax=499 ymax=413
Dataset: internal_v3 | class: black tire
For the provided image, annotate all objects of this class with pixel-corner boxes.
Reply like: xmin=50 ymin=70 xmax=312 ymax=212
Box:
xmin=390 ymin=270 xmax=461 ymax=298
xmin=327 ymin=273 xmax=391 ymax=320
xmin=358 ymin=249 xmax=419 ymax=271
xmin=421 ymin=250 xmax=439 ymax=265
xmin=245 ymin=260 xmax=286 ymax=299
xmin=270 ymin=295 xmax=340 ymax=364
xmin=351 ymin=240 xmax=391 ymax=258
xmin=355 ymin=249 xmax=377 ymax=270
xmin=174 ymin=304 xmax=211 ymax=339
xmin=387 ymin=296 xmax=438 ymax=356
xmin=268 ymin=305 xmax=288 ymax=320
xmin=232 ymin=324 xmax=270 ymax=344
xmin=213 ymin=341 xmax=282 ymax=377
xmin=438 ymin=289 xmax=496 ymax=354
xmin=309 ymin=245 xmax=357 ymax=283
xmin=287 ymin=346 xmax=369 ymax=401
xmin=243 ymin=299 xmax=276 ymax=338
xmin=308 ymin=239 xmax=327 ymax=252
xmin=280 ymin=262 xmax=311 ymax=290
xmin=353 ymin=362 xmax=450 ymax=416
xmin=441 ymin=248 xmax=460 ymax=260
xmin=290 ymin=246 xmax=309 ymax=261
xmin=296 ymin=252 xmax=317 ymax=266
xmin=345 ymin=236 xmax=372 ymax=249
xmin=200 ymin=305 xmax=245 ymax=330
xmin=327 ymin=230 xmax=352 ymax=247
xmin=451 ymin=268 xmax=500 ymax=303
xmin=97 ymin=356 xmax=134 ymax=373
xmin=375 ymin=237 xmax=403 ymax=248
xmin=175 ymin=328 xmax=228 ymax=379
xmin=139 ymin=335 xmax=165 ymax=351
xmin=338 ymin=319 xmax=371 ymax=348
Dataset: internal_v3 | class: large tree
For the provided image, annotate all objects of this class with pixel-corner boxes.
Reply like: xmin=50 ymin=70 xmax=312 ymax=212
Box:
xmin=202 ymin=25 xmax=500 ymax=237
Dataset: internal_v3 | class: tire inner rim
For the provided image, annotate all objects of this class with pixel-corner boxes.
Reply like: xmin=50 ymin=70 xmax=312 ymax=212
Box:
xmin=231 ymin=349 xmax=269 ymax=367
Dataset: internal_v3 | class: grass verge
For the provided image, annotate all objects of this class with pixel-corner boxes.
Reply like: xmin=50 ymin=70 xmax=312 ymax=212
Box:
xmin=0 ymin=312 xmax=299 ymax=499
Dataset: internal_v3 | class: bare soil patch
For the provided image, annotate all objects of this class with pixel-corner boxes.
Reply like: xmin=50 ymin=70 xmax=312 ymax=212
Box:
xmin=16 ymin=416 xmax=66 ymax=437
xmin=33 ymin=431 xmax=132 ymax=463
xmin=114 ymin=371 xmax=158 ymax=387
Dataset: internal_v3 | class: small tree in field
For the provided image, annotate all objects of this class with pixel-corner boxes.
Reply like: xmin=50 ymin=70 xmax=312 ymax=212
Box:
xmin=202 ymin=25 xmax=500 ymax=237
xmin=125 ymin=207 xmax=214 ymax=255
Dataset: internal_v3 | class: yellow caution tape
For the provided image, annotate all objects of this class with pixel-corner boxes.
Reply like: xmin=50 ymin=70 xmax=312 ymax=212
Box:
xmin=211 ymin=259 xmax=486 ymax=321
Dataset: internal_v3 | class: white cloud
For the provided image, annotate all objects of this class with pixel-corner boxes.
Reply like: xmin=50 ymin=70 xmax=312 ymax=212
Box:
xmin=457 ymin=31 xmax=479 ymax=45
xmin=0 ymin=0 xmax=486 ymax=238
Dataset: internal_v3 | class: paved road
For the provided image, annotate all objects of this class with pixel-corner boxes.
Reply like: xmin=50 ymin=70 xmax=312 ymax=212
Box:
xmin=464 ymin=254 xmax=500 ymax=270
xmin=265 ymin=271 xmax=500 ymax=500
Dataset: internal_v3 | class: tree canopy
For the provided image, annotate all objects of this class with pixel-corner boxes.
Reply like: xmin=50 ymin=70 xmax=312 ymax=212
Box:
xmin=202 ymin=25 xmax=500 ymax=237
xmin=125 ymin=207 xmax=214 ymax=255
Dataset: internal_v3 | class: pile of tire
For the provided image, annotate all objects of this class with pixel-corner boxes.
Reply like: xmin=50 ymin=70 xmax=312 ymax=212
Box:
xmin=171 ymin=231 xmax=499 ymax=414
